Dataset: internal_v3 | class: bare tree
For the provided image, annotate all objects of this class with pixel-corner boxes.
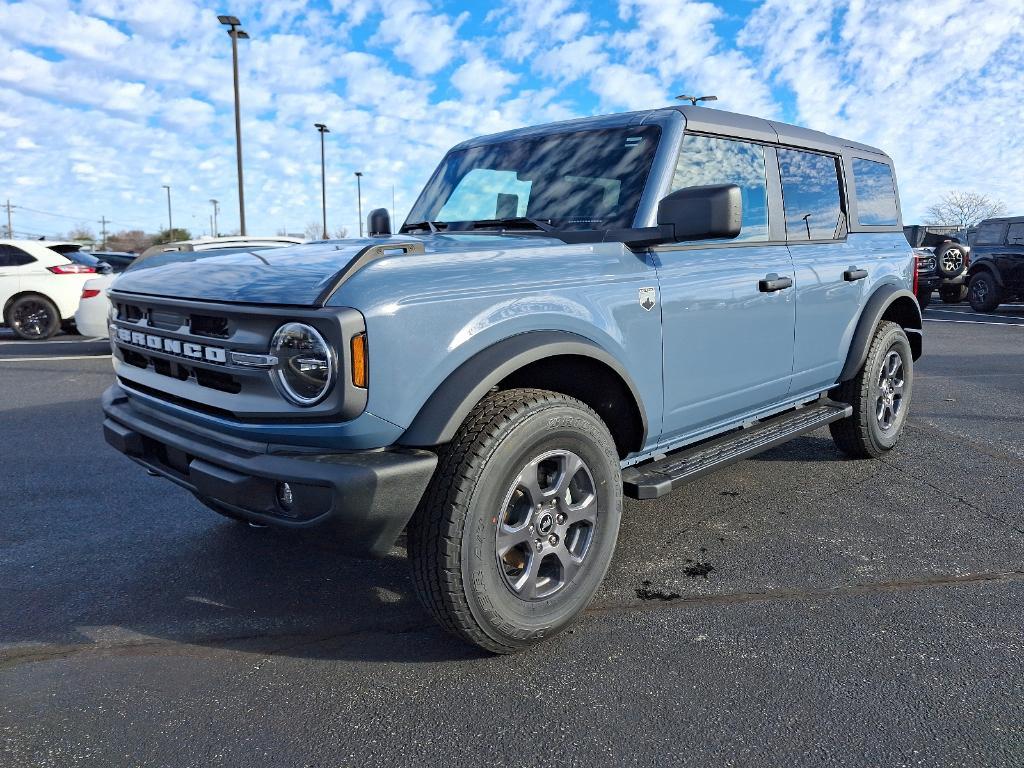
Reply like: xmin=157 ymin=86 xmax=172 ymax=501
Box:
xmin=304 ymin=221 xmax=326 ymax=240
xmin=106 ymin=230 xmax=153 ymax=253
xmin=333 ymin=225 xmax=349 ymax=239
xmin=66 ymin=224 xmax=95 ymax=242
xmin=925 ymin=191 xmax=1007 ymax=229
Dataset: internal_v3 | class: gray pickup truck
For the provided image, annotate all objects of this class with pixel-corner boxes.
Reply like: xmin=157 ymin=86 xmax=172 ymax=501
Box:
xmin=102 ymin=105 xmax=921 ymax=653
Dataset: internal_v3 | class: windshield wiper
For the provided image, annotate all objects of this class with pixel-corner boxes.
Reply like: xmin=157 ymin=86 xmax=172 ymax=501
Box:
xmin=400 ymin=220 xmax=447 ymax=234
xmin=466 ymin=217 xmax=556 ymax=233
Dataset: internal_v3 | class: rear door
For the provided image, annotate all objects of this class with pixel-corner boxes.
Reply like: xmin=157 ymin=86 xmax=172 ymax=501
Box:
xmin=782 ymin=148 xmax=866 ymax=393
xmin=0 ymin=244 xmax=36 ymax=313
xmin=656 ymin=134 xmax=795 ymax=443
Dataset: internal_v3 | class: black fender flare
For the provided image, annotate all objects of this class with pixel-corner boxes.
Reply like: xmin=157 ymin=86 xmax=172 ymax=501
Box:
xmin=967 ymin=261 xmax=1004 ymax=286
xmin=839 ymin=285 xmax=922 ymax=382
xmin=398 ymin=330 xmax=648 ymax=447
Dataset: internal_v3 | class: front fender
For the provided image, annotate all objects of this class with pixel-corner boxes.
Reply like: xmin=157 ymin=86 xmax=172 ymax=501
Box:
xmin=398 ymin=330 xmax=648 ymax=447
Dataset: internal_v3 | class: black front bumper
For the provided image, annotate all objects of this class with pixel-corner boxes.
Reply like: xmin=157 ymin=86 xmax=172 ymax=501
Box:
xmin=102 ymin=386 xmax=437 ymax=557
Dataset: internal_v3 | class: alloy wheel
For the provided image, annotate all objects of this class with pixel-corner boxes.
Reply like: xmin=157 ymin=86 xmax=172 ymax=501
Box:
xmin=11 ymin=300 xmax=53 ymax=340
xmin=875 ymin=349 xmax=905 ymax=431
xmin=495 ymin=449 xmax=598 ymax=600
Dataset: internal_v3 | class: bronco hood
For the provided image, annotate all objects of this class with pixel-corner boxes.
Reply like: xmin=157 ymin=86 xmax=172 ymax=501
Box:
xmin=110 ymin=234 xmax=562 ymax=306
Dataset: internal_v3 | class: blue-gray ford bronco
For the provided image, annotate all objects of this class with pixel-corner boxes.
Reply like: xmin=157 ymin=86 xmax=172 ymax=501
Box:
xmin=103 ymin=105 xmax=921 ymax=653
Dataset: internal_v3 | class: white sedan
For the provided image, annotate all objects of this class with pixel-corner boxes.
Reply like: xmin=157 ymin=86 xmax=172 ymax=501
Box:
xmin=0 ymin=240 xmax=100 ymax=339
xmin=74 ymin=236 xmax=305 ymax=339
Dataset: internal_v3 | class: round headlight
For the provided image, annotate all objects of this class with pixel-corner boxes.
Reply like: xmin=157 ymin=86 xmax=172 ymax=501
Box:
xmin=270 ymin=322 xmax=336 ymax=406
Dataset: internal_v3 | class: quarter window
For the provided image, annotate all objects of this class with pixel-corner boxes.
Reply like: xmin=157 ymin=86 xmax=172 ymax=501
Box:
xmin=1006 ymin=223 xmax=1024 ymax=245
xmin=671 ymin=135 xmax=769 ymax=241
xmin=852 ymin=158 xmax=898 ymax=226
xmin=778 ymin=148 xmax=845 ymax=241
xmin=0 ymin=244 xmax=35 ymax=267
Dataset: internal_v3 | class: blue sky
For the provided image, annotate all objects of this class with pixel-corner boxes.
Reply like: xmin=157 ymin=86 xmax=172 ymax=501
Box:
xmin=1 ymin=0 xmax=1022 ymax=240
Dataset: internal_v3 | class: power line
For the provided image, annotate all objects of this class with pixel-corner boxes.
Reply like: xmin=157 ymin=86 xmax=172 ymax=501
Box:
xmin=11 ymin=203 xmax=145 ymax=229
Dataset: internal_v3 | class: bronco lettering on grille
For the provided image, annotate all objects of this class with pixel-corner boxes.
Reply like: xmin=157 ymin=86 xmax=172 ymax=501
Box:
xmin=115 ymin=327 xmax=227 ymax=364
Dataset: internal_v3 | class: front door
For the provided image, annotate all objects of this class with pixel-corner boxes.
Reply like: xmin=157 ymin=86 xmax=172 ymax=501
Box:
xmin=656 ymin=134 xmax=795 ymax=445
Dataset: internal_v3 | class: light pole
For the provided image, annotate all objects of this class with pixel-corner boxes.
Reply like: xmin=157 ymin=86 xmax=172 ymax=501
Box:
xmin=218 ymin=15 xmax=249 ymax=236
xmin=802 ymin=213 xmax=812 ymax=239
xmin=315 ymin=123 xmax=329 ymax=239
xmin=162 ymin=184 xmax=173 ymax=235
xmin=210 ymin=199 xmax=219 ymax=237
xmin=355 ymin=171 xmax=364 ymax=237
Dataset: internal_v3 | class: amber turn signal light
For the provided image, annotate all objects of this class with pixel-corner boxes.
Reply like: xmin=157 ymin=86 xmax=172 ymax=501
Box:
xmin=350 ymin=333 xmax=367 ymax=388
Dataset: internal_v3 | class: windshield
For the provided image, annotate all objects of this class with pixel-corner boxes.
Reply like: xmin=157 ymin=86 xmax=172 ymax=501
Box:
xmin=405 ymin=125 xmax=661 ymax=232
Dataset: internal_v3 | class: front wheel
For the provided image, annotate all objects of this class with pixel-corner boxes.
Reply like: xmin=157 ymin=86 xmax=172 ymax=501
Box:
xmin=829 ymin=321 xmax=913 ymax=459
xmin=968 ymin=272 xmax=1001 ymax=312
xmin=408 ymin=389 xmax=622 ymax=654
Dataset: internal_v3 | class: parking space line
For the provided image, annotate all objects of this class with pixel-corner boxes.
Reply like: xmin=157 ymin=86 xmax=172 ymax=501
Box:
xmin=924 ymin=318 xmax=1024 ymax=327
xmin=926 ymin=308 xmax=1024 ymax=321
xmin=0 ymin=354 xmax=112 ymax=362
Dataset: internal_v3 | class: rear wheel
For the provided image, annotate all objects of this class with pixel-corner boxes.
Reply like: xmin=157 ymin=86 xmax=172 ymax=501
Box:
xmin=830 ymin=321 xmax=913 ymax=459
xmin=6 ymin=295 xmax=60 ymax=340
xmin=968 ymin=272 xmax=1001 ymax=312
xmin=408 ymin=389 xmax=622 ymax=654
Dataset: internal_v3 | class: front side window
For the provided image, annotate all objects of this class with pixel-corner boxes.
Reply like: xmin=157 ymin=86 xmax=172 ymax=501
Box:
xmin=671 ymin=135 xmax=769 ymax=241
xmin=852 ymin=158 xmax=898 ymax=226
xmin=405 ymin=126 xmax=661 ymax=231
xmin=778 ymin=148 xmax=845 ymax=241
xmin=975 ymin=222 xmax=1005 ymax=245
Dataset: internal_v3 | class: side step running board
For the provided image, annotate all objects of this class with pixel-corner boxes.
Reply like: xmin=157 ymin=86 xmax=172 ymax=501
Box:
xmin=622 ymin=399 xmax=852 ymax=500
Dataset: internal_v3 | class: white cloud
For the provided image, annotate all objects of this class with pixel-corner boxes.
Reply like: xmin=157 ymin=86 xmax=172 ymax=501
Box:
xmin=451 ymin=56 xmax=519 ymax=102
xmin=375 ymin=0 xmax=468 ymax=76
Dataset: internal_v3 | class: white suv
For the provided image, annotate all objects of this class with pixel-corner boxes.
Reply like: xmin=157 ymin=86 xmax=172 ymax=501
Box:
xmin=0 ymin=240 xmax=99 ymax=339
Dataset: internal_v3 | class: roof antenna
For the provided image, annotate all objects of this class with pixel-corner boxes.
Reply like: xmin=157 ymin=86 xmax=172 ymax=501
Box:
xmin=676 ymin=94 xmax=718 ymax=106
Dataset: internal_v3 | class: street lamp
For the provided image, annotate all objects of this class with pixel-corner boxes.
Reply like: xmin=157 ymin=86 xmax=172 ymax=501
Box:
xmin=162 ymin=184 xmax=173 ymax=235
xmin=210 ymin=199 xmax=219 ymax=237
xmin=218 ymin=14 xmax=250 ymax=236
xmin=315 ymin=123 xmax=330 ymax=239
xmin=355 ymin=171 xmax=364 ymax=237
xmin=676 ymin=94 xmax=718 ymax=106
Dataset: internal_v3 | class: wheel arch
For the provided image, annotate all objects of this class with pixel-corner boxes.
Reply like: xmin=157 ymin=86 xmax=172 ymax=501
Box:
xmin=839 ymin=285 xmax=922 ymax=382
xmin=398 ymin=331 xmax=648 ymax=457
xmin=967 ymin=260 xmax=1003 ymax=285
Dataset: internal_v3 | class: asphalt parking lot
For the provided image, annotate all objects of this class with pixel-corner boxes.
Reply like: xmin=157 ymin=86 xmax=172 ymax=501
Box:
xmin=2 ymin=304 xmax=1023 ymax=767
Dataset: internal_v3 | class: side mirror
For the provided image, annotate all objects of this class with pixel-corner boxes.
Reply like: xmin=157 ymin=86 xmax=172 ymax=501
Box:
xmin=97 ymin=261 xmax=113 ymax=275
xmin=656 ymin=184 xmax=742 ymax=242
xmin=367 ymin=208 xmax=391 ymax=237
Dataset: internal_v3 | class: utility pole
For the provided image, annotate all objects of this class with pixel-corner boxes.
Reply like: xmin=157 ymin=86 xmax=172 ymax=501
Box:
xmin=355 ymin=171 xmax=364 ymax=237
xmin=162 ymin=185 xmax=173 ymax=235
xmin=4 ymin=199 xmax=12 ymax=239
xmin=219 ymin=15 xmax=250 ymax=236
xmin=98 ymin=216 xmax=109 ymax=249
xmin=315 ymin=123 xmax=330 ymax=239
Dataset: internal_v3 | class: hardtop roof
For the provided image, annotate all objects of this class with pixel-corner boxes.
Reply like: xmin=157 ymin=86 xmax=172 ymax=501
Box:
xmin=453 ymin=104 xmax=889 ymax=159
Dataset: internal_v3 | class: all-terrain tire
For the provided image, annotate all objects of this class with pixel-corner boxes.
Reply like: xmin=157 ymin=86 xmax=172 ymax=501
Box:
xmin=408 ymin=388 xmax=622 ymax=654
xmin=829 ymin=321 xmax=913 ymax=459
xmin=968 ymin=272 xmax=1001 ymax=312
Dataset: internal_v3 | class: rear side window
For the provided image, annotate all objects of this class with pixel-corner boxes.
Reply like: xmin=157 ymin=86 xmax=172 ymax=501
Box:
xmin=852 ymin=158 xmax=898 ymax=226
xmin=671 ymin=134 xmax=769 ymax=241
xmin=0 ymin=244 xmax=35 ymax=267
xmin=1006 ymin=223 xmax=1024 ymax=245
xmin=778 ymin=148 xmax=845 ymax=241
xmin=975 ymin=222 xmax=1005 ymax=245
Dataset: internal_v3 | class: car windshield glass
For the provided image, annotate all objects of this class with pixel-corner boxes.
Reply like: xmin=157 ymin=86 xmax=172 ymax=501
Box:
xmin=127 ymin=245 xmax=278 ymax=271
xmin=405 ymin=126 xmax=662 ymax=232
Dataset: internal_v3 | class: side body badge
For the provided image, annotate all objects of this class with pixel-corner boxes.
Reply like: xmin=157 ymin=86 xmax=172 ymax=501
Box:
xmin=639 ymin=286 xmax=656 ymax=311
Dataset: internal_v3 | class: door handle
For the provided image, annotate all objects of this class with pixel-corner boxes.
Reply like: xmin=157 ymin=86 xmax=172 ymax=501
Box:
xmin=759 ymin=274 xmax=793 ymax=292
xmin=844 ymin=267 xmax=868 ymax=282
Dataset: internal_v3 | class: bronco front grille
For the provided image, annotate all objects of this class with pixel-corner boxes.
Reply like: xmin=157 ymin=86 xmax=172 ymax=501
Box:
xmin=108 ymin=291 xmax=368 ymax=422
